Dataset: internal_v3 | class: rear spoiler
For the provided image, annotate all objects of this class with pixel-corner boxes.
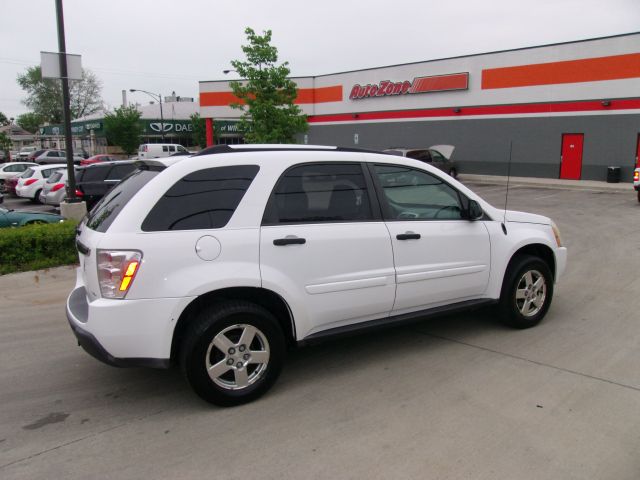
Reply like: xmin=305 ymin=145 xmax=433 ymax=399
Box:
xmin=134 ymin=160 xmax=168 ymax=172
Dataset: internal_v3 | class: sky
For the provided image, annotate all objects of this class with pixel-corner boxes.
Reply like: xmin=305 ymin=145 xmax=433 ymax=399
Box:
xmin=1 ymin=0 xmax=639 ymax=120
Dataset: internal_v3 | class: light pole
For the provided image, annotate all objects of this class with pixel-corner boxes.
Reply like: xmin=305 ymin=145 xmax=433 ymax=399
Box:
xmin=222 ymin=69 xmax=237 ymax=75
xmin=130 ymin=89 xmax=165 ymax=142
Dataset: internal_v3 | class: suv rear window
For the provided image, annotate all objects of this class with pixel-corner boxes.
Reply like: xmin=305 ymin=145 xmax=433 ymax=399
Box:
xmin=86 ymin=168 xmax=160 ymax=232
xmin=142 ymin=165 xmax=259 ymax=231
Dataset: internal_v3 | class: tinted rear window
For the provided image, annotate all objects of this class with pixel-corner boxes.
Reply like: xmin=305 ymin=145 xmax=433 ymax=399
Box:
xmin=86 ymin=169 xmax=160 ymax=232
xmin=78 ymin=165 xmax=110 ymax=182
xmin=142 ymin=165 xmax=259 ymax=231
xmin=106 ymin=164 xmax=136 ymax=180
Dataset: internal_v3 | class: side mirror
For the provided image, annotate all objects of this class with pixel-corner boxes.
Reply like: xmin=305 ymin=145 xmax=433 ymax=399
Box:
xmin=466 ymin=199 xmax=483 ymax=221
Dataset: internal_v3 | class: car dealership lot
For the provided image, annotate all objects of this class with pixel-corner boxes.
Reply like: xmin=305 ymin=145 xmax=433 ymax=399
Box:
xmin=1 ymin=182 xmax=639 ymax=479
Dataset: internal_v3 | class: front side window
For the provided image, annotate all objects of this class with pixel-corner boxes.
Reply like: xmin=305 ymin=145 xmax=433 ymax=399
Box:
xmin=264 ymin=163 xmax=373 ymax=224
xmin=374 ymin=165 xmax=464 ymax=220
xmin=142 ymin=165 xmax=259 ymax=231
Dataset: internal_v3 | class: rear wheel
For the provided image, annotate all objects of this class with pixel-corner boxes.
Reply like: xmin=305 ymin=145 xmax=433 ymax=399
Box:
xmin=498 ymin=254 xmax=553 ymax=328
xmin=31 ymin=189 xmax=42 ymax=203
xmin=180 ymin=301 xmax=285 ymax=407
xmin=637 ymin=191 xmax=640 ymax=203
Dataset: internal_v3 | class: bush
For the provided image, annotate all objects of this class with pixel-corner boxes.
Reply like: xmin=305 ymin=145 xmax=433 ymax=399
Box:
xmin=0 ymin=221 xmax=78 ymax=275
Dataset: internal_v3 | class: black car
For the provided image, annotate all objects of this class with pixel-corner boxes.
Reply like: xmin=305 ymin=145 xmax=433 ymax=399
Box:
xmin=75 ymin=161 xmax=138 ymax=209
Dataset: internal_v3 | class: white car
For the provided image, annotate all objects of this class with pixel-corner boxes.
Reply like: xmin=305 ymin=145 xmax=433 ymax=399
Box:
xmin=66 ymin=145 xmax=567 ymax=406
xmin=15 ymin=164 xmax=66 ymax=202
xmin=0 ymin=162 xmax=38 ymax=189
xmin=40 ymin=168 xmax=75 ymax=206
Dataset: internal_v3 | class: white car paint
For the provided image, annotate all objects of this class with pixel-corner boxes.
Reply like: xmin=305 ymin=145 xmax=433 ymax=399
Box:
xmin=15 ymin=164 xmax=66 ymax=200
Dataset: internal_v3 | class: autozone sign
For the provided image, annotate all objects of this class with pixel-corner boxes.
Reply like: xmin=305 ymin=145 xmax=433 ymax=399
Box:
xmin=349 ymin=72 xmax=468 ymax=100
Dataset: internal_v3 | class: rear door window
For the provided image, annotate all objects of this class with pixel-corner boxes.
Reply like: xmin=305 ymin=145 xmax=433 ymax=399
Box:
xmin=142 ymin=165 xmax=259 ymax=231
xmin=86 ymin=168 xmax=161 ymax=232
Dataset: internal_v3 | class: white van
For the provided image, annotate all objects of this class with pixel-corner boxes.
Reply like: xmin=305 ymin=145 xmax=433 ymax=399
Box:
xmin=138 ymin=143 xmax=189 ymax=160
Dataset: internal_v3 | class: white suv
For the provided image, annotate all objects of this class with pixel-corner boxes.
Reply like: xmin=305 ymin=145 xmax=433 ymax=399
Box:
xmin=67 ymin=145 xmax=567 ymax=406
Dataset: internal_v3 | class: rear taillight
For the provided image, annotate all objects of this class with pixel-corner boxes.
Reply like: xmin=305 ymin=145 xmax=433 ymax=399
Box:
xmin=634 ymin=171 xmax=639 ymax=182
xmin=97 ymin=250 xmax=142 ymax=299
xmin=24 ymin=179 xmax=38 ymax=186
xmin=51 ymin=183 xmax=65 ymax=192
xmin=75 ymin=189 xmax=83 ymax=197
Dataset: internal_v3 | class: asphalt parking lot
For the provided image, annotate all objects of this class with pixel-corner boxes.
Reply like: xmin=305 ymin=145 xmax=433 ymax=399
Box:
xmin=1 ymin=180 xmax=639 ymax=479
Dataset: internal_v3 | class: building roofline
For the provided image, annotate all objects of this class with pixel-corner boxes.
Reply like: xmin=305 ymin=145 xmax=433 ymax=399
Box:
xmin=199 ymin=31 xmax=640 ymax=83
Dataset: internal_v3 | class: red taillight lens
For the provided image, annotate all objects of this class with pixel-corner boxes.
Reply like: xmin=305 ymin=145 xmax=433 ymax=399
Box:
xmin=75 ymin=189 xmax=83 ymax=197
xmin=97 ymin=250 xmax=142 ymax=299
xmin=634 ymin=171 xmax=639 ymax=182
xmin=51 ymin=183 xmax=65 ymax=192
xmin=24 ymin=179 xmax=38 ymax=186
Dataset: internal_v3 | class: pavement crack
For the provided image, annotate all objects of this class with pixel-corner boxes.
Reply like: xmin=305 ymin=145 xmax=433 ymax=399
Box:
xmin=0 ymin=409 xmax=165 ymax=470
xmin=416 ymin=331 xmax=640 ymax=393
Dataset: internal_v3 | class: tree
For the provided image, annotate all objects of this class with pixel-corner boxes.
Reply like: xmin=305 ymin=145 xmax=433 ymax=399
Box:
xmin=0 ymin=112 xmax=9 ymax=126
xmin=190 ymin=113 xmax=207 ymax=148
xmin=0 ymin=132 xmax=12 ymax=158
xmin=229 ymin=27 xmax=307 ymax=144
xmin=16 ymin=112 xmax=45 ymax=133
xmin=104 ymin=106 xmax=143 ymax=155
xmin=17 ymin=66 xmax=103 ymax=123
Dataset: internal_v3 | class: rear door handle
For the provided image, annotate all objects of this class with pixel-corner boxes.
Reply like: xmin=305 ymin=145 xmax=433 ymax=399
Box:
xmin=396 ymin=232 xmax=421 ymax=240
xmin=273 ymin=237 xmax=306 ymax=246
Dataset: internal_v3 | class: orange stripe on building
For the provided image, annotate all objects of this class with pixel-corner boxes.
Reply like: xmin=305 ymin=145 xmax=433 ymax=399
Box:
xmin=200 ymin=85 xmax=343 ymax=107
xmin=409 ymin=73 xmax=468 ymax=93
xmin=482 ymin=53 xmax=640 ymax=89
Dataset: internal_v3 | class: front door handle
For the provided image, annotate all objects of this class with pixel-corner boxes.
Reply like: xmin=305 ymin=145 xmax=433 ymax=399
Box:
xmin=396 ymin=232 xmax=421 ymax=240
xmin=273 ymin=236 xmax=306 ymax=246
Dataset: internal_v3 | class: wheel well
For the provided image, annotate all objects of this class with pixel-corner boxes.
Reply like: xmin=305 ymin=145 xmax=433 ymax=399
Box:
xmin=170 ymin=287 xmax=295 ymax=362
xmin=510 ymin=244 xmax=556 ymax=280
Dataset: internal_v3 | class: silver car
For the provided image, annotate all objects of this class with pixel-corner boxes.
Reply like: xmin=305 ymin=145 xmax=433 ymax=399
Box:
xmin=383 ymin=145 xmax=458 ymax=178
xmin=40 ymin=169 xmax=75 ymax=206
xmin=33 ymin=150 xmax=84 ymax=165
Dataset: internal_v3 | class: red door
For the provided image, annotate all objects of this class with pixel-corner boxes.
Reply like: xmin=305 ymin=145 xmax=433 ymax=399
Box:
xmin=560 ymin=134 xmax=584 ymax=180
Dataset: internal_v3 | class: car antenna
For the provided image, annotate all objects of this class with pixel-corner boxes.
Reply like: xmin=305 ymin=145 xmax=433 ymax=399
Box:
xmin=502 ymin=140 xmax=513 ymax=235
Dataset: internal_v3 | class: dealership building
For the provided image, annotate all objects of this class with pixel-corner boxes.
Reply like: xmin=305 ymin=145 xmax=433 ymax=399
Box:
xmin=199 ymin=32 xmax=640 ymax=181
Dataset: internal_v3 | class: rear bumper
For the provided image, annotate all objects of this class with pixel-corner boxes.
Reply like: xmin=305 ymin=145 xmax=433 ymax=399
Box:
xmin=66 ymin=272 xmax=195 ymax=368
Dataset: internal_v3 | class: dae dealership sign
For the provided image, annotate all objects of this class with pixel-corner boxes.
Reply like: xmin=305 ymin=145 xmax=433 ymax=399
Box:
xmin=349 ymin=72 xmax=468 ymax=100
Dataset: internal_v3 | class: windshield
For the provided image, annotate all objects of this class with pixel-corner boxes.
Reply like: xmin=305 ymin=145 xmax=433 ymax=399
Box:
xmin=85 ymin=168 xmax=161 ymax=232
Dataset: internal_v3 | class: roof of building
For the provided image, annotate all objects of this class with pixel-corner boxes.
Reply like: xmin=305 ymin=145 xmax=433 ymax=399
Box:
xmin=74 ymin=100 xmax=199 ymax=123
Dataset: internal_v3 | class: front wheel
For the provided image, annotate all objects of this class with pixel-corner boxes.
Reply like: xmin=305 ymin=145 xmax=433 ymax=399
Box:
xmin=180 ymin=301 xmax=285 ymax=406
xmin=498 ymin=254 xmax=553 ymax=329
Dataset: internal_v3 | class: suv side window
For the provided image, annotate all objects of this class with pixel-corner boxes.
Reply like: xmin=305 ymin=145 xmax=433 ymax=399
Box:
xmin=374 ymin=164 xmax=464 ymax=220
xmin=142 ymin=165 xmax=259 ymax=231
xmin=106 ymin=164 xmax=136 ymax=180
xmin=263 ymin=163 xmax=373 ymax=224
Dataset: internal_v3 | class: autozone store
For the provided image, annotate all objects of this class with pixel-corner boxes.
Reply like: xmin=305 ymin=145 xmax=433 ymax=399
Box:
xmin=200 ymin=33 xmax=640 ymax=181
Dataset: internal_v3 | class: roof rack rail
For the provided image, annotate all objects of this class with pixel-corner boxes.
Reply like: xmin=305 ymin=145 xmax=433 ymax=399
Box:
xmin=193 ymin=144 xmax=386 ymax=156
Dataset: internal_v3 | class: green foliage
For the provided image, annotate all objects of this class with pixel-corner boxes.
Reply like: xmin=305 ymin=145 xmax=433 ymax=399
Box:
xmin=0 ymin=221 xmax=78 ymax=275
xmin=17 ymin=66 xmax=103 ymax=123
xmin=104 ymin=105 xmax=144 ymax=155
xmin=0 ymin=111 xmax=9 ymax=126
xmin=229 ymin=27 xmax=307 ymax=144
xmin=190 ymin=113 xmax=207 ymax=148
xmin=16 ymin=112 xmax=45 ymax=133
xmin=0 ymin=132 xmax=12 ymax=154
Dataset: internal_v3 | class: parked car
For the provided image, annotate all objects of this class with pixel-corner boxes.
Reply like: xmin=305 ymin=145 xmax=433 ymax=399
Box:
xmin=634 ymin=167 xmax=639 ymax=202
xmin=80 ymin=154 xmax=119 ymax=166
xmin=0 ymin=204 xmax=63 ymax=227
xmin=0 ymin=151 xmax=8 ymax=161
xmin=3 ymin=174 xmax=22 ymax=196
xmin=17 ymin=146 xmax=38 ymax=159
xmin=383 ymin=145 xmax=458 ymax=178
xmin=0 ymin=162 xmax=38 ymax=189
xmin=40 ymin=168 xmax=76 ymax=206
xmin=33 ymin=149 xmax=83 ymax=165
xmin=75 ymin=160 xmax=138 ymax=209
xmin=138 ymin=143 xmax=189 ymax=160
xmin=66 ymin=144 xmax=567 ymax=407
xmin=15 ymin=164 xmax=66 ymax=203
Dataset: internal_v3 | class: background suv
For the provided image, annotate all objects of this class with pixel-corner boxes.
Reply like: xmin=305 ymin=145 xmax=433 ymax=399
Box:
xmin=67 ymin=145 xmax=567 ymax=406
xmin=384 ymin=145 xmax=458 ymax=178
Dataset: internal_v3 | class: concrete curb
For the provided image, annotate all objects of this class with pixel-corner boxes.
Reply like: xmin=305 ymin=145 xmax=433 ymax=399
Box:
xmin=459 ymin=173 xmax=632 ymax=193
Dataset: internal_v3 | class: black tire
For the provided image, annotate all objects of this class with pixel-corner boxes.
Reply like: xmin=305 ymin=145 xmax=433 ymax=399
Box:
xmin=31 ymin=189 xmax=42 ymax=203
xmin=180 ymin=300 xmax=285 ymax=407
xmin=498 ymin=254 xmax=553 ymax=329
xmin=637 ymin=191 xmax=640 ymax=203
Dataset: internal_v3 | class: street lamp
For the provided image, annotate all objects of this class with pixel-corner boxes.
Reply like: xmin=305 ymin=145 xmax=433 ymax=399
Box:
xmin=129 ymin=88 xmax=165 ymax=142
xmin=222 ymin=69 xmax=237 ymax=74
